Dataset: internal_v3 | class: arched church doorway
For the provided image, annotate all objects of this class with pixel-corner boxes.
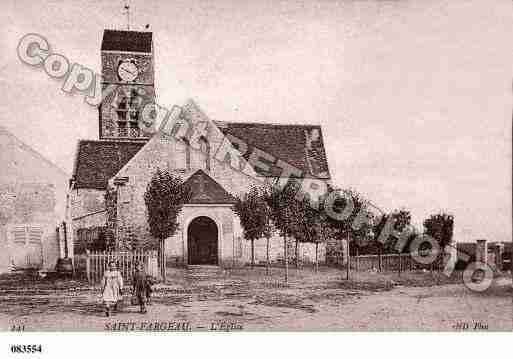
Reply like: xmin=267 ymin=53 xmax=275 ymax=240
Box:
xmin=187 ymin=216 xmax=218 ymax=265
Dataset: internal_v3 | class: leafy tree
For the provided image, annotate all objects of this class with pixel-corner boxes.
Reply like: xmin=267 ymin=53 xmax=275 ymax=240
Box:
xmin=371 ymin=210 xmax=413 ymax=275
xmin=387 ymin=210 xmax=412 ymax=252
xmin=373 ymin=210 xmax=412 ymax=253
xmin=287 ymin=190 xmax=310 ymax=269
xmin=392 ymin=210 xmax=411 ymax=232
xmin=104 ymin=187 xmax=118 ymax=251
xmin=423 ymin=212 xmax=454 ymax=267
xmin=232 ymin=186 xmax=273 ymax=270
xmin=264 ymin=180 xmax=302 ymax=283
xmin=144 ymin=168 xmax=191 ymax=278
xmin=325 ymin=187 xmax=375 ymax=279
xmin=300 ymin=198 xmax=333 ymax=272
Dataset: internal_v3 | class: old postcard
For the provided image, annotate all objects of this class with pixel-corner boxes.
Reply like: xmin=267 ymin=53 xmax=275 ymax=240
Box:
xmin=0 ymin=0 xmax=511 ymax=345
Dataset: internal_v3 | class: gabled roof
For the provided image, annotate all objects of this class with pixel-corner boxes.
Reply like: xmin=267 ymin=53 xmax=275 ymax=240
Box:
xmin=72 ymin=140 xmax=147 ymax=189
xmin=182 ymin=170 xmax=236 ymax=205
xmin=101 ymin=29 xmax=152 ymax=53
xmin=214 ymin=121 xmax=330 ymax=179
xmin=73 ymin=97 xmax=331 ymax=188
xmin=0 ymin=126 xmax=68 ymax=178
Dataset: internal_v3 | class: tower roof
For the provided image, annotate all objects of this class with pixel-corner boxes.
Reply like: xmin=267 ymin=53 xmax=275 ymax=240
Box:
xmin=101 ymin=29 xmax=152 ymax=53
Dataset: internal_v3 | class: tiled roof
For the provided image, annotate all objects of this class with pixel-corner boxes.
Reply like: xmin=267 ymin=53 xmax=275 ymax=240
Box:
xmin=72 ymin=118 xmax=331 ymax=188
xmin=72 ymin=140 xmax=146 ymax=189
xmin=215 ymin=122 xmax=331 ymax=179
xmin=182 ymin=170 xmax=236 ymax=205
xmin=101 ymin=29 xmax=152 ymax=53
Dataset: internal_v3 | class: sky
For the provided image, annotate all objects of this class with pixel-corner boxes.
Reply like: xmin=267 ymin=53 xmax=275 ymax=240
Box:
xmin=0 ymin=0 xmax=511 ymax=242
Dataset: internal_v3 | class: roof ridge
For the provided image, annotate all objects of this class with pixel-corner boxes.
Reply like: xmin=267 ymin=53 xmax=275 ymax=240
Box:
xmin=78 ymin=138 xmax=148 ymax=145
xmin=214 ymin=120 xmax=322 ymax=128
xmin=103 ymin=29 xmax=153 ymax=34
xmin=103 ymin=28 xmax=151 ymax=32
xmin=0 ymin=125 xmax=68 ymax=177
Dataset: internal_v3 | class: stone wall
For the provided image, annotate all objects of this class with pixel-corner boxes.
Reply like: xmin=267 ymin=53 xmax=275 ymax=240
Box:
xmin=68 ymin=188 xmax=107 ymax=257
xmin=0 ymin=183 xmax=62 ymax=272
xmin=326 ymin=238 xmax=348 ymax=266
xmin=68 ymin=188 xmax=106 ymax=219
xmin=239 ymin=234 xmax=327 ymax=266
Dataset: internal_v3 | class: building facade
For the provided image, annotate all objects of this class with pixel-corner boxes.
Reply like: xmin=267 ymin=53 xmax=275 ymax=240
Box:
xmin=0 ymin=127 xmax=68 ymax=273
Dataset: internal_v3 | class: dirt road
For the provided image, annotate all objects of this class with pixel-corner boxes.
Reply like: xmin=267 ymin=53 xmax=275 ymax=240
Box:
xmin=0 ymin=267 xmax=510 ymax=331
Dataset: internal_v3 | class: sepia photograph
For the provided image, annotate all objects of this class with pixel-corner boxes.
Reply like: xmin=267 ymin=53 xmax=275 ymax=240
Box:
xmin=0 ymin=0 xmax=511 ymax=352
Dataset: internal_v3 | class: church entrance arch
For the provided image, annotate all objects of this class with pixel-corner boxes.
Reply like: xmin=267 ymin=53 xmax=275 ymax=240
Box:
xmin=187 ymin=216 xmax=218 ymax=265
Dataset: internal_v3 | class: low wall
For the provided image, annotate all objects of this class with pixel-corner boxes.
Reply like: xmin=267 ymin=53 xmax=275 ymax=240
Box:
xmin=349 ymin=253 xmax=444 ymax=272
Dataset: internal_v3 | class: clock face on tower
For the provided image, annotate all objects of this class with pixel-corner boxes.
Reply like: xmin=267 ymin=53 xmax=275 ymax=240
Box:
xmin=100 ymin=30 xmax=154 ymax=139
xmin=117 ymin=59 xmax=139 ymax=82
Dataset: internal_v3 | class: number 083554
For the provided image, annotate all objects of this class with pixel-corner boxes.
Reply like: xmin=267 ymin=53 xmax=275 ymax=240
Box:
xmin=10 ymin=345 xmax=42 ymax=354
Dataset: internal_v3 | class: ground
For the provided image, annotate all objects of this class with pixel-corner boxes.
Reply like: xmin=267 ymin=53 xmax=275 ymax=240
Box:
xmin=0 ymin=267 xmax=511 ymax=331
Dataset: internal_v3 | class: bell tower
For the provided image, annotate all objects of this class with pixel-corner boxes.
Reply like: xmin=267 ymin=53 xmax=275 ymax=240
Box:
xmin=99 ymin=29 xmax=155 ymax=140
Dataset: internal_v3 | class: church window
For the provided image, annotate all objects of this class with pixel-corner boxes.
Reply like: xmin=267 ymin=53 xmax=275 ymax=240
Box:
xmin=184 ymin=138 xmax=191 ymax=171
xmin=116 ymin=88 xmax=141 ymax=138
xmin=129 ymin=120 xmax=139 ymax=137
xmin=116 ymin=97 xmax=127 ymax=121
xmin=173 ymin=139 xmax=187 ymax=170
xmin=199 ymin=137 xmax=210 ymax=171
xmin=117 ymin=121 xmax=128 ymax=137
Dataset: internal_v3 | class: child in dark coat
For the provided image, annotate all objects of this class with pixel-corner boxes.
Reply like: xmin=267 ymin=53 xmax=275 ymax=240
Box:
xmin=133 ymin=263 xmax=149 ymax=314
xmin=145 ymin=275 xmax=154 ymax=305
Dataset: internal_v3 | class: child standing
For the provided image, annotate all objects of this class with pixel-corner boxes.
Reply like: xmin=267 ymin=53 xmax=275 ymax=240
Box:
xmin=133 ymin=263 xmax=149 ymax=314
xmin=145 ymin=274 xmax=154 ymax=305
xmin=101 ymin=261 xmax=123 ymax=317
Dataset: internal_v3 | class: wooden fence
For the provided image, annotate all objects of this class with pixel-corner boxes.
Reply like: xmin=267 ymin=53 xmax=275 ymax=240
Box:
xmin=77 ymin=250 xmax=160 ymax=284
xmin=349 ymin=253 xmax=444 ymax=272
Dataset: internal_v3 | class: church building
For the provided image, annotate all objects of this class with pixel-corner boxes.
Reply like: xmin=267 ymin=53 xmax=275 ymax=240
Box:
xmin=68 ymin=29 xmax=332 ymax=268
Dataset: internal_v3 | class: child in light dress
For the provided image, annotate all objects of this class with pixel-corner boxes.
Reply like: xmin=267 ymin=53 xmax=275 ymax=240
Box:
xmin=101 ymin=261 xmax=123 ymax=317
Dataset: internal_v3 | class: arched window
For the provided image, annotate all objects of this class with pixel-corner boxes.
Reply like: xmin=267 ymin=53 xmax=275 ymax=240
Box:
xmin=183 ymin=137 xmax=191 ymax=171
xmin=115 ymin=88 xmax=141 ymax=138
xmin=172 ymin=137 xmax=190 ymax=171
xmin=199 ymin=136 xmax=210 ymax=171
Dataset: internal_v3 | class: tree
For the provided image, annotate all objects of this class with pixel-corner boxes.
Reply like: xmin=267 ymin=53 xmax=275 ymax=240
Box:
xmin=264 ymin=180 xmax=302 ymax=283
xmin=285 ymin=188 xmax=311 ymax=269
xmin=372 ymin=209 xmax=412 ymax=275
xmin=325 ymin=187 xmax=375 ymax=279
xmin=144 ymin=168 xmax=191 ymax=280
xmin=423 ymin=212 xmax=454 ymax=270
xmin=301 ymin=198 xmax=333 ymax=273
xmin=372 ymin=214 xmax=389 ymax=271
xmin=104 ymin=187 xmax=118 ymax=251
xmin=374 ymin=210 xmax=411 ymax=252
xmin=232 ymin=186 xmax=273 ymax=271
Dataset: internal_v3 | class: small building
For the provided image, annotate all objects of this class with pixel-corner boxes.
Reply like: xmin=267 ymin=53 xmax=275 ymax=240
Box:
xmin=0 ymin=127 xmax=68 ymax=273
